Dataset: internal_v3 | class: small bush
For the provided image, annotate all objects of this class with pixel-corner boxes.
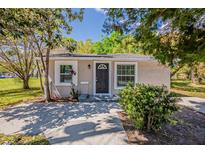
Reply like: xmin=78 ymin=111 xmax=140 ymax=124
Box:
xmin=118 ymin=83 xmax=177 ymax=131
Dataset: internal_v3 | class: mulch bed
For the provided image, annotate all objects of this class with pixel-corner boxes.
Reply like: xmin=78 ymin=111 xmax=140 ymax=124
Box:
xmin=118 ymin=107 xmax=205 ymax=145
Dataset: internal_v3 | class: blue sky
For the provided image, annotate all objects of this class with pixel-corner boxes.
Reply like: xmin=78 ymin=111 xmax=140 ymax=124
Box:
xmin=68 ymin=9 xmax=106 ymax=42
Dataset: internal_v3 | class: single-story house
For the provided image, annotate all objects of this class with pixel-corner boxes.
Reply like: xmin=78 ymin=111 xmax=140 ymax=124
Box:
xmin=46 ymin=51 xmax=170 ymax=98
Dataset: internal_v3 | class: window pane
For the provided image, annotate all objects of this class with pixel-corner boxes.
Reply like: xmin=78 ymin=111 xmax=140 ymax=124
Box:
xmin=122 ymin=68 xmax=126 ymax=75
xmin=131 ymin=68 xmax=135 ymax=75
xmin=60 ymin=74 xmax=72 ymax=83
xmin=117 ymin=64 xmax=135 ymax=75
xmin=117 ymin=75 xmax=135 ymax=87
xmin=117 ymin=65 xmax=121 ymax=70
xmin=117 ymin=67 xmax=121 ymax=75
xmin=60 ymin=65 xmax=72 ymax=73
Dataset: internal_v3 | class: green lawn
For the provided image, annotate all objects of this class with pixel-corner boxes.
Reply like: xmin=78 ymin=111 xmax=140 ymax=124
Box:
xmin=0 ymin=78 xmax=43 ymax=109
xmin=171 ymin=79 xmax=205 ymax=98
xmin=0 ymin=133 xmax=49 ymax=145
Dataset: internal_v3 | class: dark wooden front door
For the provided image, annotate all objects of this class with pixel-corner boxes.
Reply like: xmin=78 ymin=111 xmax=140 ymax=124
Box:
xmin=96 ymin=63 xmax=109 ymax=93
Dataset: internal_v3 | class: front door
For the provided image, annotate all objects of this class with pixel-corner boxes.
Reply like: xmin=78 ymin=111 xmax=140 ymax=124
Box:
xmin=96 ymin=63 xmax=109 ymax=94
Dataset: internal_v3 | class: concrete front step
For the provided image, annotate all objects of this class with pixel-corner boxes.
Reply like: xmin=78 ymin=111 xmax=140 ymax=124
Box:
xmin=79 ymin=95 xmax=119 ymax=102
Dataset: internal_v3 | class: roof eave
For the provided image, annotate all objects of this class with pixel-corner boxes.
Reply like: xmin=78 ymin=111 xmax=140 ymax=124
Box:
xmin=46 ymin=56 xmax=155 ymax=61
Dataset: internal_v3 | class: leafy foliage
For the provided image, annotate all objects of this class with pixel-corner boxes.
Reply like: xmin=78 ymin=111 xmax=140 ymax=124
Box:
xmin=61 ymin=37 xmax=77 ymax=52
xmin=76 ymin=39 xmax=94 ymax=53
xmin=0 ymin=34 xmax=35 ymax=89
xmin=92 ymin=32 xmax=122 ymax=54
xmin=103 ymin=9 xmax=205 ymax=66
xmin=70 ymin=85 xmax=79 ymax=101
xmin=91 ymin=32 xmax=140 ymax=54
xmin=71 ymin=32 xmax=139 ymax=54
xmin=0 ymin=8 xmax=84 ymax=101
xmin=118 ymin=83 xmax=177 ymax=131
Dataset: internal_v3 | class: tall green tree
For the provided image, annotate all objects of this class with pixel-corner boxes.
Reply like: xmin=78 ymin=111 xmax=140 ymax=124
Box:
xmin=113 ymin=35 xmax=139 ymax=54
xmin=0 ymin=35 xmax=34 ymax=89
xmin=103 ymin=9 xmax=205 ymax=67
xmin=0 ymin=9 xmax=84 ymax=101
xmin=61 ymin=37 xmax=77 ymax=53
xmin=91 ymin=32 xmax=139 ymax=54
xmin=30 ymin=9 xmax=83 ymax=101
xmin=0 ymin=9 xmax=35 ymax=89
xmin=92 ymin=32 xmax=123 ymax=54
xmin=76 ymin=39 xmax=94 ymax=53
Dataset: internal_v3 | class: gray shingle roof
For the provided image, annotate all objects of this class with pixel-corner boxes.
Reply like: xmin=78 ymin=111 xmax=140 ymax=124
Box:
xmin=49 ymin=53 xmax=152 ymax=59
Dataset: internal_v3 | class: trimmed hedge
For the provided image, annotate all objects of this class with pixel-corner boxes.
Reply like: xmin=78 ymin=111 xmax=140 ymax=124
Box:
xmin=118 ymin=83 xmax=177 ymax=131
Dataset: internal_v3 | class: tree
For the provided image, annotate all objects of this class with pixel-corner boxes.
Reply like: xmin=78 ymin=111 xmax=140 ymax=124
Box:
xmin=0 ymin=34 xmax=34 ymax=89
xmin=103 ymin=9 xmax=205 ymax=67
xmin=113 ymin=35 xmax=139 ymax=54
xmin=61 ymin=37 xmax=77 ymax=53
xmin=0 ymin=9 xmax=84 ymax=101
xmin=0 ymin=9 xmax=36 ymax=89
xmin=30 ymin=9 xmax=84 ymax=101
xmin=76 ymin=39 xmax=94 ymax=54
xmin=92 ymin=32 xmax=123 ymax=54
xmin=91 ymin=32 xmax=139 ymax=54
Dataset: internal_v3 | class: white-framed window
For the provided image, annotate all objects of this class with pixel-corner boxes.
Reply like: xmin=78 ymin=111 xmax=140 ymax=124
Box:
xmin=55 ymin=61 xmax=78 ymax=86
xmin=114 ymin=62 xmax=137 ymax=89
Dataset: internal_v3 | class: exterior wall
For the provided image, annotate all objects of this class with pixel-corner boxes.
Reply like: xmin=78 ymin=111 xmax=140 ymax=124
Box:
xmin=137 ymin=61 xmax=170 ymax=89
xmin=49 ymin=59 xmax=170 ymax=97
xmin=49 ymin=60 xmax=93 ymax=97
xmin=77 ymin=60 xmax=93 ymax=95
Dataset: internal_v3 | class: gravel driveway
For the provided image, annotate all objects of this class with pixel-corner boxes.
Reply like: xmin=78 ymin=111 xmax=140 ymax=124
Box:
xmin=0 ymin=101 xmax=128 ymax=145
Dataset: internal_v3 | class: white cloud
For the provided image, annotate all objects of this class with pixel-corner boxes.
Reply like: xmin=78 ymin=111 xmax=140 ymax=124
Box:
xmin=94 ymin=8 xmax=107 ymax=15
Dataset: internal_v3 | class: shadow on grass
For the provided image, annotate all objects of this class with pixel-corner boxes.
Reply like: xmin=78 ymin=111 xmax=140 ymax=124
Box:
xmin=0 ymin=88 xmax=43 ymax=109
xmin=171 ymin=81 xmax=205 ymax=93
xmin=0 ymin=88 xmax=41 ymax=96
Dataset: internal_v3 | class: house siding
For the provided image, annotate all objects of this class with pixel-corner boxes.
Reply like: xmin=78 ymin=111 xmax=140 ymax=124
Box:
xmin=48 ymin=59 xmax=170 ymax=97
xmin=77 ymin=60 xmax=93 ymax=95
xmin=138 ymin=61 xmax=170 ymax=89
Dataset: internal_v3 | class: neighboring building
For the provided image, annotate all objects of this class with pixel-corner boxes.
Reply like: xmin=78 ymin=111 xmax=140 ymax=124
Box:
xmin=45 ymin=52 xmax=170 ymax=97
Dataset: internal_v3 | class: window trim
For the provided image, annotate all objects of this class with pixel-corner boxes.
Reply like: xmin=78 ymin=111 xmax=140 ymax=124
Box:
xmin=55 ymin=61 xmax=78 ymax=86
xmin=114 ymin=62 xmax=137 ymax=89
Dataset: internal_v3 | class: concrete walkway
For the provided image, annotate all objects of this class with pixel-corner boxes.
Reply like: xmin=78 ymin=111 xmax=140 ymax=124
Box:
xmin=0 ymin=101 xmax=128 ymax=145
xmin=177 ymin=97 xmax=205 ymax=114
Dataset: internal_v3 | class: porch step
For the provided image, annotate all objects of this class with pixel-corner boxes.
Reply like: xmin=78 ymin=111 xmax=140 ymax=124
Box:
xmin=79 ymin=94 xmax=90 ymax=101
xmin=79 ymin=95 xmax=119 ymax=102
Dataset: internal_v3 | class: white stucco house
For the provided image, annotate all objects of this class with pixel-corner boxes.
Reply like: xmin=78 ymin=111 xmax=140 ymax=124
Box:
xmin=45 ymin=50 xmax=170 ymax=98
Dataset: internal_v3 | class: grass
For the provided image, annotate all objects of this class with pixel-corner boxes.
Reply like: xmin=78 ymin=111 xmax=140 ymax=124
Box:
xmin=0 ymin=78 xmax=43 ymax=109
xmin=171 ymin=79 xmax=205 ymax=98
xmin=0 ymin=133 xmax=49 ymax=145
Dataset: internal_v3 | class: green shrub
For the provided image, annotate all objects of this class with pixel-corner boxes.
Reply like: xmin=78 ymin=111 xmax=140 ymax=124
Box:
xmin=118 ymin=83 xmax=177 ymax=131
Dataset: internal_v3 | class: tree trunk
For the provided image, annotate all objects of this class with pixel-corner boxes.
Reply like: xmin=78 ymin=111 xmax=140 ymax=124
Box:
xmin=191 ymin=64 xmax=200 ymax=84
xmin=36 ymin=60 xmax=44 ymax=93
xmin=171 ymin=64 xmax=184 ymax=78
xmin=23 ymin=77 xmax=30 ymax=89
xmin=44 ymin=48 xmax=51 ymax=102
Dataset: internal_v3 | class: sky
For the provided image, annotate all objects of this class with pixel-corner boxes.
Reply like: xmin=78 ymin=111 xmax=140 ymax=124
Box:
xmin=68 ymin=9 xmax=106 ymax=42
